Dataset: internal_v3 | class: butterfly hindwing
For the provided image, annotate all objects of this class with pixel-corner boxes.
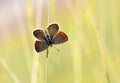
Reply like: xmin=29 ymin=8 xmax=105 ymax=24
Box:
xmin=47 ymin=23 xmax=59 ymax=39
xmin=35 ymin=40 xmax=49 ymax=52
xmin=33 ymin=29 xmax=46 ymax=41
xmin=53 ymin=31 xmax=68 ymax=44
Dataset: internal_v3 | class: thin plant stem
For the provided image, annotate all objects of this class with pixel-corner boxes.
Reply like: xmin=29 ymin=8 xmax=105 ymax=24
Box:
xmin=45 ymin=0 xmax=49 ymax=82
xmin=106 ymin=71 xmax=110 ymax=83
xmin=45 ymin=49 xmax=49 ymax=83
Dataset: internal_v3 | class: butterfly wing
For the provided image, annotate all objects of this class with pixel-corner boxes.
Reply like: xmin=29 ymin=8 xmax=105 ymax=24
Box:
xmin=35 ymin=40 xmax=49 ymax=52
xmin=53 ymin=31 xmax=68 ymax=44
xmin=47 ymin=23 xmax=59 ymax=39
xmin=33 ymin=29 xmax=46 ymax=41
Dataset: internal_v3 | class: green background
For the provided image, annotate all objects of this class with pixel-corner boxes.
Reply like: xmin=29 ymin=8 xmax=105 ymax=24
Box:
xmin=0 ymin=0 xmax=120 ymax=83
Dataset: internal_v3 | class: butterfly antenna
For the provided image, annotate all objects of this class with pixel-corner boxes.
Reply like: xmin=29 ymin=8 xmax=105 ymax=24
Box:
xmin=53 ymin=46 xmax=60 ymax=52
xmin=53 ymin=46 xmax=66 ymax=56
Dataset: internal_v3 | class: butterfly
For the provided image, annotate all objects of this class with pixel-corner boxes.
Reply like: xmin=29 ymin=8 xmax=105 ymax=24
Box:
xmin=33 ymin=23 xmax=68 ymax=52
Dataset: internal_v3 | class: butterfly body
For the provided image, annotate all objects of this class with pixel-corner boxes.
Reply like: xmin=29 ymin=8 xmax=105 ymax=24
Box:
xmin=44 ymin=30 xmax=53 ymax=47
xmin=33 ymin=23 xmax=68 ymax=52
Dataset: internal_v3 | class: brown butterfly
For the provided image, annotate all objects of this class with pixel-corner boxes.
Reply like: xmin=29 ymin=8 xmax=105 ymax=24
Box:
xmin=33 ymin=23 xmax=68 ymax=52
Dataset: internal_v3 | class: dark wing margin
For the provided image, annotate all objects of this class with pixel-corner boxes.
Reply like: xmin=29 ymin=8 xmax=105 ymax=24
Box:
xmin=33 ymin=29 xmax=46 ymax=41
xmin=35 ymin=40 xmax=49 ymax=52
xmin=47 ymin=23 xmax=59 ymax=39
xmin=53 ymin=31 xmax=68 ymax=44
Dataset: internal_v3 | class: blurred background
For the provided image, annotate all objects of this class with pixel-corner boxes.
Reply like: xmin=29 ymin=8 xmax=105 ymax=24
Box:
xmin=0 ymin=0 xmax=120 ymax=83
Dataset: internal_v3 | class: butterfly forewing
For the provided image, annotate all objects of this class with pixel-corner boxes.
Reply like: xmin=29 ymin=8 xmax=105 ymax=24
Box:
xmin=47 ymin=23 xmax=59 ymax=39
xmin=53 ymin=31 xmax=68 ymax=44
xmin=35 ymin=40 xmax=49 ymax=52
xmin=33 ymin=29 xmax=46 ymax=41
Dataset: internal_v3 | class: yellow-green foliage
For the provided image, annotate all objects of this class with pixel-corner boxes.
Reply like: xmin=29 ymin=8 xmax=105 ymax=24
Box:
xmin=0 ymin=0 xmax=120 ymax=83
